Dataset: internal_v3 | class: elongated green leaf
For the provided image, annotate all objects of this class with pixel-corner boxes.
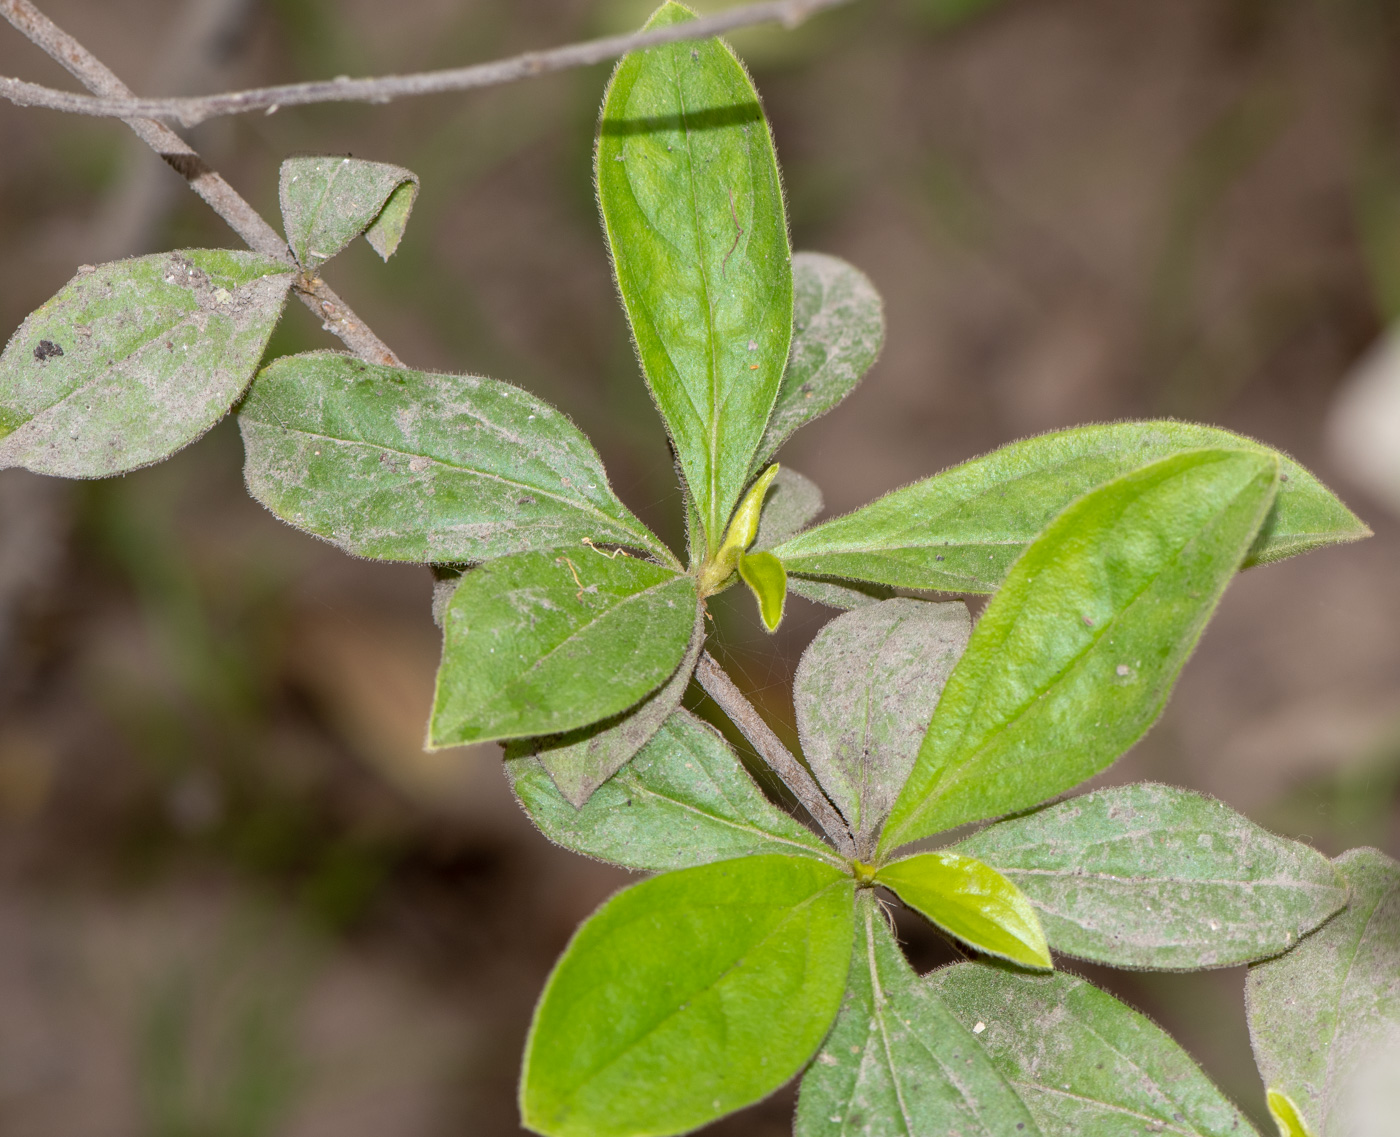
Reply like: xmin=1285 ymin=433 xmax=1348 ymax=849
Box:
xmin=753 ymin=466 xmax=824 ymax=550
xmin=1246 ymin=848 xmax=1400 ymax=1137
xmin=931 ymin=963 xmax=1261 ymax=1136
xmin=772 ymin=421 xmax=1367 ymax=593
xmin=507 ymin=708 xmax=837 ymax=871
xmin=880 ymin=449 xmax=1280 ymax=852
xmin=597 ymin=1 xmax=792 ymax=553
xmin=510 ymin=603 xmax=705 ymax=807
xmin=877 ymin=852 xmax=1051 ymax=970
xmin=1267 ymin=1091 xmax=1314 ymax=1137
xmin=739 ymin=549 xmax=787 ymax=631
xmin=794 ymin=599 xmax=970 ymax=847
xmin=754 ymin=251 xmax=884 ymax=470
xmin=0 ymin=250 xmax=291 ymax=477
xmin=279 ymin=156 xmax=419 ymax=268
xmin=794 ymin=893 xmax=1041 ymax=1137
xmin=239 ymin=352 xmax=670 ymax=563
xmin=429 ymin=549 xmax=696 ymax=746
xmin=522 ymin=854 xmax=855 ymax=1137
xmin=954 ymin=783 xmax=1347 ymax=970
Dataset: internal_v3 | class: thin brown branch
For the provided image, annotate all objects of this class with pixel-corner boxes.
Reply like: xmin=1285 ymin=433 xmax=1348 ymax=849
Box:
xmin=0 ymin=0 xmax=855 ymax=127
xmin=696 ymin=650 xmax=856 ymax=859
xmin=0 ymin=0 xmax=400 ymax=367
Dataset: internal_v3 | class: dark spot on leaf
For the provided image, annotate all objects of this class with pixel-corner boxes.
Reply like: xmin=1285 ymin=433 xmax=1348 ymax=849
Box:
xmin=518 ymin=495 xmax=537 ymax=506
xmin=1017 ymin=1126 xmax=1025 ymax=1132
xmin=935 ymin=554 xmax=944 ymax=562
xmin=33 ymin=340 xmax=63 ymax=361
xmin=1083 ymin=616 xmax=1094 ymax=626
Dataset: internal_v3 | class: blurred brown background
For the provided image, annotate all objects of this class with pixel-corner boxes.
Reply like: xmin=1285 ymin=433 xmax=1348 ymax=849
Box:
xmin=1 ymin=0 xmax=1398 ymax=1133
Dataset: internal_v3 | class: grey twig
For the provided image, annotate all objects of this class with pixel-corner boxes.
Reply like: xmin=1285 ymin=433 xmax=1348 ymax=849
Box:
xmin=0 ymin=0 xmax=401 ymax=367
xmin=696 ymin=650 xmax=856 ymax=859
xmin=0 ymin=0 xmax=854 ymax=127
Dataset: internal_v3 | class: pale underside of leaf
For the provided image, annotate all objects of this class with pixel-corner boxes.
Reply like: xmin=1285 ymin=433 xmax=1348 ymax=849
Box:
xmin=794 ymin=893 xmax=1041 ymax=1137
xmin=772 ymin=421 xmax=1365 ymax=594
xmin=931 ymin=963 xmax=1261 ymax=1136
xmin=879 ymin=449 xmax=1279 ymax=852
xmin=279 ymin=155 xmax=419 ymax=268
xmin=430 ymin=548 xmax=697 ymax=746
xmin=506 ymin=707 xmax=837 ymax=872
xmin=513 ymin=602 xmax=705 ymax=807
xmin=596 ymin=2 xmax=793 ymax=552
xmin=239 ymin=351 xmax=669 ymax=564
xmin=753 ymin=251 xmax=884 ymax=471
xmin=0 ymin=250 xmax=292 ymax=477
xmin=954 ymin=783 xmax=1348 ymax=970
xmin=522 ymin=854 xmax=855 ymax=1137
xmin=1246 ymin=848 xmax=1400 ymax=1137
xmin=794 ymin=598 xmax=971 ymax=850
xmin=753 ymin=466 xmax=824 ymax=550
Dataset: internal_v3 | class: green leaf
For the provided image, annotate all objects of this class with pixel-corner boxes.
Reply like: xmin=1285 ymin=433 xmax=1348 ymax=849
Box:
xmin=597 ymin=1 xmax=792 ymax=554
xmin=772 ymin=421 xmax=1367 ymax=593
xmin=1246 ymin=848 xmax=1400 ymax=1137
xmin=793 ymin=599 xmax=971 ymax=848
xmin=510 ymin=603 xmax=705 ymax=807
xmin=738 ymin=550 xmax=787 ymax=631
xmin=788 ymin=575 xmax=898 ymax=610
xmin=429 ymin=548 xmax=697 ymax=746
xmin=753 ymin=466 xmax=824 ymax=550
xmin=753 ymin=251 xmax=884 ymax=471
xmin=954 ymin=782 xmax=1348 ymax=970
xmin=507 ymin=708 xmax=838 ymax=871
xmin=879 ymin=449 xmax=1280 ymax=852
xmin=521 ymin=854 xmax=855 ymax=1137
xmin=931 ymin=963 xmax=1262 ymax=1136
xmin=876 ymin=852 xmax=1051 ymax=970
xmin=239 ymin=352 xmax=671 ymax=564
xmin=794 ymin=892 xmax=1041 ymax=1137
xmin=1267 ymin=1091 xmax=1315 ymax=1137
xmin=0 ymin=250 xmax=292 ymax=477
xmin=279 ymin=156 xmax=419 ymax=268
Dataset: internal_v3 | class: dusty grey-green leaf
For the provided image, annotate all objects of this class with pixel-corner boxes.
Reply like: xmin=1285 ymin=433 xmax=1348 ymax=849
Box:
xmin=279 ymin=156 xmax=419 ymax=268
xmin=507 ymin=707 xmax=837 ymax=872
xmin=754 ymin=252 xmax=884 ymax=471
xmin=1247 ymin=848 xmax=1400 ymax=1137
xmin=795 ymin=893 xmax=1040 ymax=1137
xmin=955 ymin=783 xmax=1348 ymax=970
xmin=932 ymin=963 xmax=1261 ymax=1136
xmin=430 ymin=548 xmax=697 ymax=746
xmin=0 ymin=250 xmax=292 ymax=477
xmin=239 ymin=352 xmax=671 ymax=564
xmin=753 ymin=466 xmax=824 ymax=550
xmin=772 ymin=421 xmax=1366 ymax=593
xmin=511 ymin=603 xmax=705 ymax=807
xmin=794 ymin=599 xmax=971 ymax=849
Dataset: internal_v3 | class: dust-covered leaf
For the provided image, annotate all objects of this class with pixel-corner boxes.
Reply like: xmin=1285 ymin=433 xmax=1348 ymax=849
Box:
xmin=879 ymin=450 xmax=1279 ymax=852
xmin=788 ymin=575 xmax=898 ymax=610
xmin=522 ymin=854 xmax=854 ymax=1137
xmin=931 ymin=963 xmax=1261 ymax=1136
xmin=794 ymin=893 xmax=1040 ymax=1137
xmin=753 ymin=251 xmax=884 ymax=470
xmin=0 ymin=250 xmax=291 ymax=477
xmin=878 ymin=852 xmax=1051 ymax=970
xmin=429 ymin=548 xmax=697 ymax=746
xmin=239 ymin=352 xmax=671 ymax=563
xmin=279 ymin=156 xmax=419 ymax=268
xmin=597 ymin=2 xmax=792 ymax=553
xmin=510 ymin=604 xmax=705 ymax=807
xmin=772 ymin=421 xmax=1366 ymax=593
xmin=738 ymin=549 xmax=787 ymax=631
xmin=794 ymin=598 xmax=970 ymax=846
xmin=1247 ymin=848 xmax=1400 ymax=1137
xmin=507 ymin=708 xmax=837 ymax=871
xmin=753 ymin=466 xmax=824 ymax=550
xmin=954 ymin=783 xmax=1347 ymax=970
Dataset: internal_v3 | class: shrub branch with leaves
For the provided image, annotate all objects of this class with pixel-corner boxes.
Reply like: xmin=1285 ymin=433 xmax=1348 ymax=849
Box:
xmin=1 ymin=3 xmax=1394 ymax=1136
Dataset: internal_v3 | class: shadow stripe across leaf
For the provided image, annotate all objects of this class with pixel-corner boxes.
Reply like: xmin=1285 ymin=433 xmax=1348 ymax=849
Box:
xmin=239 ymin=351 xmax=670 ymax=564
